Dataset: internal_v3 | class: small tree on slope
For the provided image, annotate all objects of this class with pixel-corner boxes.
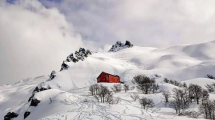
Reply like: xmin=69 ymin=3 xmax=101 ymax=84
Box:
xmin=133 ymin=75 xmax=156 ymax=94
xmin=139 ymin=97 xmax=154 ymax=111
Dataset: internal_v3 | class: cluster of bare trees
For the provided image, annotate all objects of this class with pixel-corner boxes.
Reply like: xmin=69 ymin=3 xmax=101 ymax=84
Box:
xmin=163 ymin=78 xmax=187 ymax=87
xmin=161 ymin=82 xmax=215 ymax=119
xmin=199 ymin=87 xmax=215 ymax=119
xmin=169 ymin=88 xmax=190 ymax=114
xmin=200 ymin=100 xmax=215 ymax=119
xmin=170 ymin=84 xmax=205 ymax=114
xmin=173 ymin=84 xmax=215 ymax=119
xmin=89 ymin=84 xmax=120 ymax=104
xmin=133 ymin=75 xmax=159 ymax=94
xmin=89 ymin=84 xmax=100 ymax=95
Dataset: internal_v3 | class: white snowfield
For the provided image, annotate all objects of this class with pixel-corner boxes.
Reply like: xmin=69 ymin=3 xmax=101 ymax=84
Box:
xmin=1 ymin=40 xmax=215 ymax=120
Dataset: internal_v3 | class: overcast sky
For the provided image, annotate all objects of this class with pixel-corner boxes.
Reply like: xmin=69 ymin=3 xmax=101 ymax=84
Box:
xmin=0 ymin=0 xmax=215 ymax=85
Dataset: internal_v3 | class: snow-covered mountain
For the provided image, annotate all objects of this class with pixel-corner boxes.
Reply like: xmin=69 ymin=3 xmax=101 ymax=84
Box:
xmin=1 ymin=40 xmax=215 ymax=120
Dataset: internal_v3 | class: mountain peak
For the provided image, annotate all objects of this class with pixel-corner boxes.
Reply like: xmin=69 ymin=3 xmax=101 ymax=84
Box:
xmin=109 ymin=40 xmax=133 ymax=52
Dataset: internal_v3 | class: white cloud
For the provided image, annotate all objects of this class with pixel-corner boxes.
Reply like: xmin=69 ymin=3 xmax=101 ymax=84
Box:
xmin=46 ymin=0 xmax=215 ymax=47
xmin=0 ymin=0 xmax=84 ymax=84
xmin=1 ymin=0 xmax=215 ymax=84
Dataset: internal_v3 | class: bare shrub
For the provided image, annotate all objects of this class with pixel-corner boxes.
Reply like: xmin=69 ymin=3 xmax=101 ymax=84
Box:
xmin=184 ymin=111 xmax=201 ymax=118
xmin=105 ymin=92 xmax=114 ymax=104
xmin=124 ymin=84 xmax=129 ymax=93
xmin=130 ymin=86 xmax=135 ymax=90
xmin=113 ymin=97 xmax=121 ymax=104
xmin=206 ymin=83 xmax=215 ymax=93
xmin=130 ymin=93 xmax=139 ymax=101
xmin=111 ymin=84 xmax=122 ymax=93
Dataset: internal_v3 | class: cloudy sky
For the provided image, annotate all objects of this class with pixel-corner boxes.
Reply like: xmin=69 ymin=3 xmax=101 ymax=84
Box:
xmin=0 ymin=0 xmax=215 ymax=85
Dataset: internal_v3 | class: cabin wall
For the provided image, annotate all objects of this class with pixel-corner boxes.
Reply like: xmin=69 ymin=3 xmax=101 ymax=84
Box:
xmin=97 ymin=72 xmax=120 ymax=83
xmin=109 ymin=75 xmax=120 ymax=83
xmin=98 ymin=73 xmax=109 ymax=82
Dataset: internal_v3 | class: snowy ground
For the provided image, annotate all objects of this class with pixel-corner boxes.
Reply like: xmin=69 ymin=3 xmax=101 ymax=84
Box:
xmin=1 ymin=40 xmax=215 ymax=120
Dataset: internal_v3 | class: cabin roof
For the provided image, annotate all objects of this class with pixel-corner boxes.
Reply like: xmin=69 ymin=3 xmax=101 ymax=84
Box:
xmin=97 ymin=72 xmax=120 ymax=79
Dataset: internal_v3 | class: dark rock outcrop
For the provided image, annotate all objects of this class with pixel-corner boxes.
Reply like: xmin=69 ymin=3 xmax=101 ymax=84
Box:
xmin=60 ymin=61 xmax=69 ymax=71
xmin=49 ymin=71 xmax=56 ymax=80
xmin=4 ymin=112 xmax=18 ymax=120
xmin=30 ymin=99 xmax=41 ymax=107
xmin=24 ymin=111 xmax=30 ymax=119
xmin=109 ymin=41 xmax=133 ymax=52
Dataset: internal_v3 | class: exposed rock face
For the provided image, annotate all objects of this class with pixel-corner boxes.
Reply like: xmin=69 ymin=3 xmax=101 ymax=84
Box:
xmin=4 ymin=112 xmax=18 ymax=120
xmin=49 ymin=71 xmax=56 ymax=80
xmin=24 ymin=111 xmax=30 ymax=119
xmin=66 ymin=53 xmax=78 ymax=63
xmin=109 ymin=41 xmax=133 ymax=52
xmin=28 ymin=83 xmax=51 ymax=102
xmin=60 ymin=61 xmax=69 ymax=71
xmin=30 ymin=99 xmax=41 ymax=107
xmin=61 ymin=48 xmax=92 ymax=71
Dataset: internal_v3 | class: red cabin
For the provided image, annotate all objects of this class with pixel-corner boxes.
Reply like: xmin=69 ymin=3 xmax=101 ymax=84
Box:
xmin=97 ymin=72 xmax=121 ymax=83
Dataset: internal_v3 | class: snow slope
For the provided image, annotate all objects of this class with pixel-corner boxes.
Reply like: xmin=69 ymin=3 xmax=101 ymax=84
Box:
xmin=1 ymin=40 xmax=215 ymax=120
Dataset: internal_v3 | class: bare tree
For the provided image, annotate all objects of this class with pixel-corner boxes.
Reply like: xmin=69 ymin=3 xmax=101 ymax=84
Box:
xmin=206 ymin=83 xmax=215 ymax=93
xmin=105 ymin=92 xmax=114 ymax=104
xmin=133 ymin=75 xmax=156 ymax=94
xmin=130 ymin=93 xmax=139 ymax=101
xmin=162 ymin=91 xmax=170 ymax=103
xmin=170 ymin=88 xmax=190 ymax=114
xmin=96 ymin=85 xmax=111 ymax=103
xmin=202 ymin=90 xmax=209 ymax=104
xmin=124 ymin=84 xmax=129 ymax=93
xmin=189 ymin=84 xmax=203 ymax=104
xmin=152 ymin=84 xmax=159 ymax=93
xmin=89 ymin=84 xmax=99 ymax=95
xmin=111 ymin=84 xmax=122 ymax=93
xmin=139 ymin=97 xmax=154 ymax=111
xmin=89 ymin=84 xmax=95 ymax=95
xmin=199 ymin=100 xmax=215 ymax=119
xmin=183 ymin=83 xmax=187 ymax=88
xmin=169 ymin=100 xmax=181 ymax=114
